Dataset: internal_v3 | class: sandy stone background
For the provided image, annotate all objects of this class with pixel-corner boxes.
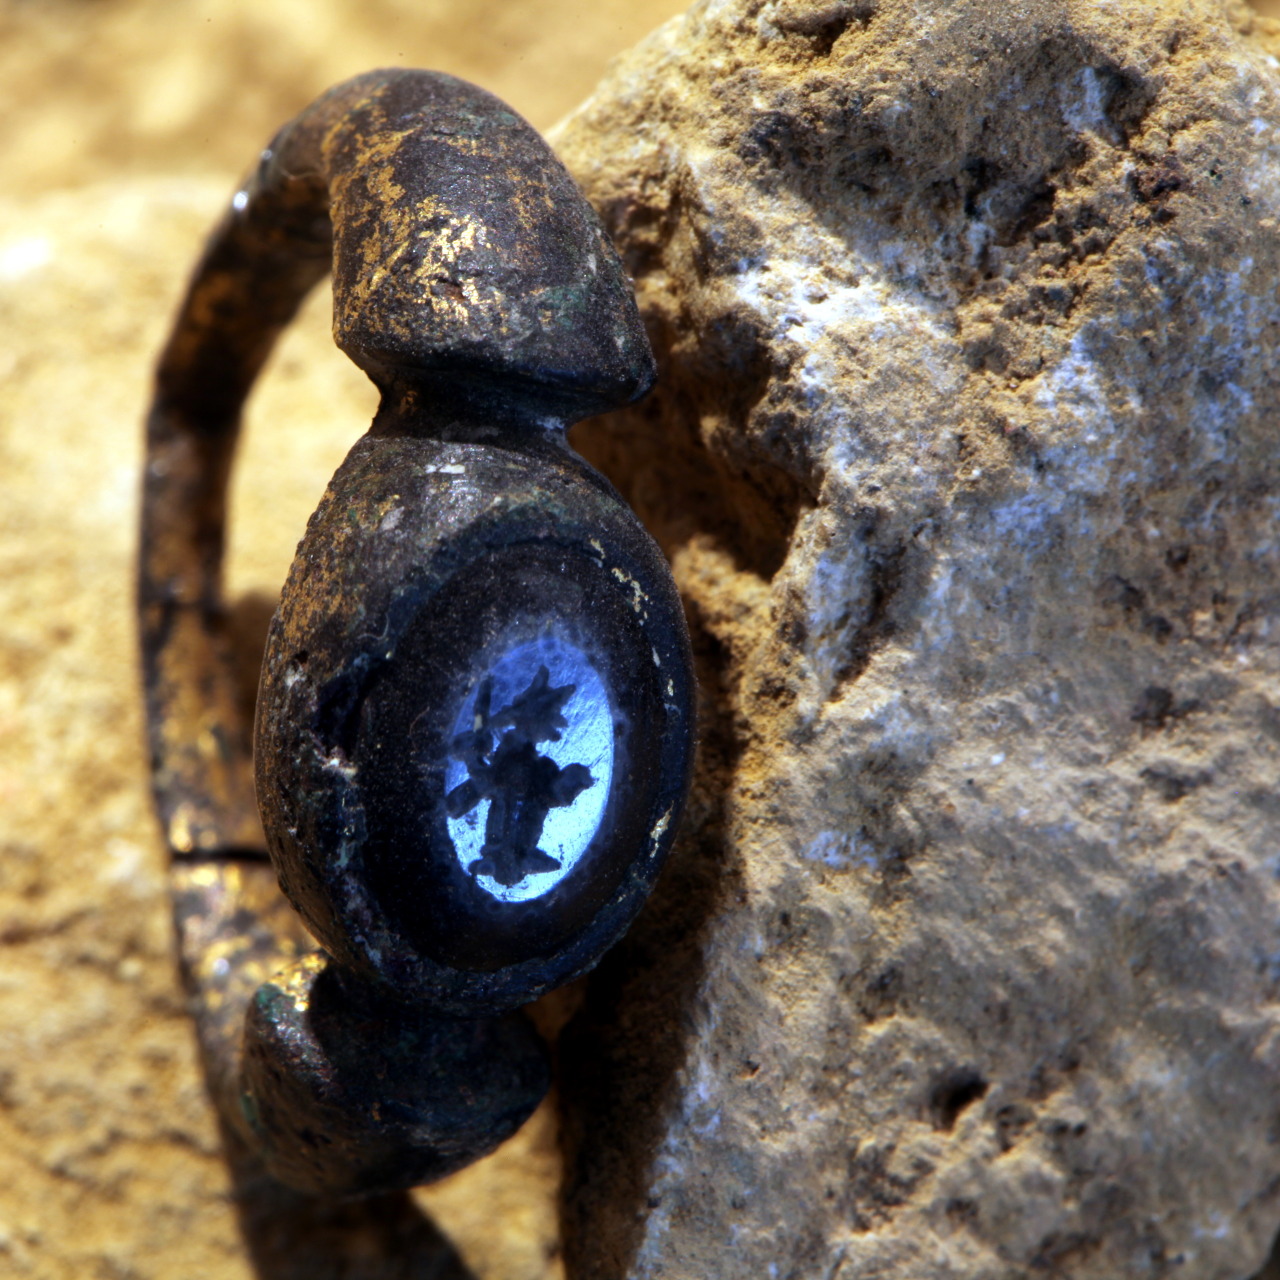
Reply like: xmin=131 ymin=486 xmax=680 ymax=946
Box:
xmin=0 ymin=3 xmax=683 ymax=1278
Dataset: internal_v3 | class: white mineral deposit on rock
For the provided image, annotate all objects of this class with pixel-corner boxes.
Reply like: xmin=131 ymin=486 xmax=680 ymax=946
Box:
xmin=553 ymin=1 xmax=1280 ymax=1276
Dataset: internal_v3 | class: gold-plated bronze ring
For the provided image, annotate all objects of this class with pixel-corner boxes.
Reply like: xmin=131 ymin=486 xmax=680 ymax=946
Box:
xmin=139 ymin=68 xmax=694 ymax=1203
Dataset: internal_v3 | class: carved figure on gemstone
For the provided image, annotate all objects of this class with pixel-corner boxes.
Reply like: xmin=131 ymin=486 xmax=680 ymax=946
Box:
xmin=446 ymin=665 xmax=595 ymax=886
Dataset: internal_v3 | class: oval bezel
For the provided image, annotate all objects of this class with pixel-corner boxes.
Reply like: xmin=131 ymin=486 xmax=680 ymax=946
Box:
xmin=254 ymin=430 xmax=695 ymax=1014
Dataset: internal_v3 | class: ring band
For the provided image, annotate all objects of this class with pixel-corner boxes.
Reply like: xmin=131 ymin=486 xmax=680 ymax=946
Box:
xmin=139 ymin=68 xmax=694 ymax=1200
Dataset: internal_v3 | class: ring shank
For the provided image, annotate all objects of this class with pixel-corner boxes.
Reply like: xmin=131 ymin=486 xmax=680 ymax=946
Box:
xmin=135 ymin=67 xmax=662 ymax=1206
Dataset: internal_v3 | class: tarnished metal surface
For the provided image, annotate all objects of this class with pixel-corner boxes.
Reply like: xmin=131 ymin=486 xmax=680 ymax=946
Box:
xmin=240 ymin=954 xmax=549 ymax=1197
xmin=311 ymin=72 xmax=656 ymax=411
xmin=138 ymin=66 xmax=689 ymax=1219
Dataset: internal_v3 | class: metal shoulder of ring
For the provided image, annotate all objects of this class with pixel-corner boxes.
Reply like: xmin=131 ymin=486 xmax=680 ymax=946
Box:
xmin=137 ymin=68 xmax=673 ymax=1205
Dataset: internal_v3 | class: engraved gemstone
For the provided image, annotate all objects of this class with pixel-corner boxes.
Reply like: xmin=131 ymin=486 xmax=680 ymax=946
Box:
xmin=443 ymin=634 xmax=614 ymax=903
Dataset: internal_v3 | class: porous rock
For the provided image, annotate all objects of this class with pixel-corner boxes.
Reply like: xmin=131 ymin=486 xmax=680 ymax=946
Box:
xmin=552 ymin=1 xmax=1280 ymax=1276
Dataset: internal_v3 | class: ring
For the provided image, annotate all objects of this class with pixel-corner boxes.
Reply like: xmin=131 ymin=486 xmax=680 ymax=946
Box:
xmin=138 ymin=67 xmax=696 ymax=1198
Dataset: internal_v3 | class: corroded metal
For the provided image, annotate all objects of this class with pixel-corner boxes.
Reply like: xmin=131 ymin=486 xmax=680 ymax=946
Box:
xmin=240 ymin=955 xmax=549 ymax=1197
xmin=139 ymin=67 xmax=692 ymax=1213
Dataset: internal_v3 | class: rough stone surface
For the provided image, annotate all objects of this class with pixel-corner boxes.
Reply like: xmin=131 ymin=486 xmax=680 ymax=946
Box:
xmin=551 ymin=1 xmax=1280 ymax=1277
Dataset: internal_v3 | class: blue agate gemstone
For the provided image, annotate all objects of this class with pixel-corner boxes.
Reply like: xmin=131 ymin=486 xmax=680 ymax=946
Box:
xmin=443 ymin=634 xmax=614 ymax=904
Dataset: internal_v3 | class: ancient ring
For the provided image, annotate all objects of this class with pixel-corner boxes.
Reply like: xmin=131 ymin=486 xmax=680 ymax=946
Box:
xmin=138 ymin=68 xmax=695 ymax=1198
